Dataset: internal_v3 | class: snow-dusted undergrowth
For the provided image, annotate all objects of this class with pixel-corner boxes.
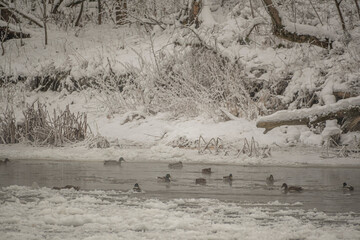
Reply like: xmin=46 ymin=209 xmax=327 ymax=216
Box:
xmin=1 ymin=185 xmax=359 ymax=240
xmin=1 ymin=0 xmax=360 ymax=164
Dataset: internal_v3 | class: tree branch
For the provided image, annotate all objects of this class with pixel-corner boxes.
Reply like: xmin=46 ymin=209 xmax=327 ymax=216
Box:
xmin=262 ymin=0 xmax=333 ymax=49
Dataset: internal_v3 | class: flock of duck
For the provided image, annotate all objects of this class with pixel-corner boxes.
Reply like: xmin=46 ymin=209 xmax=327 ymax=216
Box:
xmin=0 ymin=157 xmax=355 ymax=193
xmin=129 ymin=160 xmax=355 ymax=194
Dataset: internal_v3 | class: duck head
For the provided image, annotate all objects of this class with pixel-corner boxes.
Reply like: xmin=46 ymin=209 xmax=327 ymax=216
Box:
xmin=281 ymin=183 xmax=288 ymax=189
xmin=165 ymin=174 xmax=171 ymax=179
xmin=119 ymin=157 xmax=125 ymax=162
xmin=134 ymin=183 xmax=140 ymax=188
xmin=269 ymin=175 xmax=274 ymax=180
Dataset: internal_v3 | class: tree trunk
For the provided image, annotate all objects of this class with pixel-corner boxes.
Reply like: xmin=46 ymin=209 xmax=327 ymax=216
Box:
xmin=262 ymin=0 xmax=332 ymax=49
xmin=42 ymin=0 xmax=47 ymax=46
xmin=97 ymin=0 xmax=102 ymax=25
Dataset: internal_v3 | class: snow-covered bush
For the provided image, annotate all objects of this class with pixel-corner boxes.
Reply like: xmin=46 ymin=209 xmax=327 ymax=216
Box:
xmin=146 ymin=47 xmax=264 ymax=119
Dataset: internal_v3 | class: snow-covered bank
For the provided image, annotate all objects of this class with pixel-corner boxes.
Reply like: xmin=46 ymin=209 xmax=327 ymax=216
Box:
xmin=1 ymin=88 xmax=359 ymax=166
xmin=1 ymin=144 xmax=360 ymax=167
xmin=0 ymin=185 xmax=359 ymax=240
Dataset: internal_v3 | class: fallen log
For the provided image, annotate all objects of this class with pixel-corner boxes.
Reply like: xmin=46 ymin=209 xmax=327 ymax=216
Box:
xmin=256 ymin=96 xmax=360 ymax=133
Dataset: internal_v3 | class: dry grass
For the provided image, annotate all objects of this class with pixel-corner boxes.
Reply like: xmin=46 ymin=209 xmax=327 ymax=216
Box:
xmin=0 ymin=101 xmax=91 ymax=146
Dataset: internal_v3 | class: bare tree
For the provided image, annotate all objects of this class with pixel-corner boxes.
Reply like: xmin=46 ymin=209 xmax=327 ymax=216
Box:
xmin=42 ymin=0 xmax=48 ymax=46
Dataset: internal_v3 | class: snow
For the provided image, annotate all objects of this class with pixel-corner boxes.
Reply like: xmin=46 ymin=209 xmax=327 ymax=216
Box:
xmin=1 ymin=185 xmax=359 ymax=240
xmin=0 ymin=1 xmax=359 ymax=167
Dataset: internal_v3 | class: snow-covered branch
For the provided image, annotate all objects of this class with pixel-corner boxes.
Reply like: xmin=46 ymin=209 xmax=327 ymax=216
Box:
xmin=256 ymin=96 xmax=360 ymax=133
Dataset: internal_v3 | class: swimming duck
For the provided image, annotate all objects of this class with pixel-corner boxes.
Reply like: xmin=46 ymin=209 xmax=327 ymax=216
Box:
xmin=0 ymin=158 xmax=10 ymax=165
xmin=133 ymin=183 xmax=142 ymax=192
xmin=168 ymin=161 xmax=183 ymax=169
xmin=223 ymin=174 xmax=233 ymax=182
xmin=104 ymin=157 xmax=125 ymax=165
xmin=52 ymin=185 xmax=80 ymax=191
xmin=195 ymin=178 xmax=206 ymax=185
xmin=281 ymin=183 xmax=303 ymax=192
xmin=202 ymin=168 xmax=212 ymax=174
xmin=266 ymin=174 xmax=274 ymax=186
xmin=157 ymin=174 xmax=171 ymax=182
xmin=343 ymin=182 xmax=354 ymax=191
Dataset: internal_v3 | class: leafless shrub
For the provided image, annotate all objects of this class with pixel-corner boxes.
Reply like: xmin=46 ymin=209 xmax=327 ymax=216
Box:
xmin=147 ymin=47 xmax=264 ymax=119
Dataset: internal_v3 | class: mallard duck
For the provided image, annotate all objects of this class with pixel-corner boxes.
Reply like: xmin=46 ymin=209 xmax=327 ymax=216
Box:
xmin=202 ymin=168 xmax=212 ymax=174
xmin=0 ymin=158 xmax=10 ymax=165
xmin=168 ymin=161 xmax=183 ymax=169
xmin=157 ymin=174 xmax=171 ymax=182
xmin=104 ymin=157 xmax=125 ymax=165
xmin=343 ymin=182 xmax=354 ymax=191
xmin=52 ymin=185 xmax=80 ymax=191
xmin=195 ymin=178 xmax=206 ymax=185
xmin=133 ymin=183 xmax=142 ymax=192
xmin=281 ymin=183 xmax=302 ymax=192
xmin=223 ymin=174 xmax=233 ymax=182
xmin=266 ymin=174 xmax=274 ymax=186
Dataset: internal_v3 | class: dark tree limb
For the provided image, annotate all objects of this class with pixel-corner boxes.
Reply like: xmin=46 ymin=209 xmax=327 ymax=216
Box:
xmin=51 ymin=0 xmax=65 ymax=14
xmin=262 ymin=0 xmax=332 ymax=49
xmin=334 ymin=0 xmax=347 ymax=33
xmin=74 ymin=1 xmax=84 ymax=27
xmin=65 ymin=0 xmax=87 ymax=8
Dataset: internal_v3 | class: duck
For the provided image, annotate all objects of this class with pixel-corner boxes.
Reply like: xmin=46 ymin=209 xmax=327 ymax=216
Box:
xmin=281 ymin=183 xmax=303 ymax=192
xmin=104 ymin=157 xmax=125 ymax=165
xmin=202 ymin=168 xmax=212 ymax=174
xmin=343 ymin=182 xmax=354 ymax=191
xmin=133 ymin=183 xmax=142 ymax=192
xmin=0 ymin=158 xmax=10 ymax=165
xmin=157 ymin=174 xmax=171 ymax=182
xmin=223 ymin=174 xmax=233 ymax=182
xmin=52 ymin=185 xmax=80 ymax=191
xmin=168 ymin=161 xmax=183 ymax=169
xmin=195 ymin=178 xmax=206 ymax=185
xmin=266 ymin=174 xmax=274 ymax=186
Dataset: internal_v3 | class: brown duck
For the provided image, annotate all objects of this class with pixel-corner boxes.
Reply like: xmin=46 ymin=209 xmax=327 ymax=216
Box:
xmin=281 ymin=183 xmax=303 ymax=192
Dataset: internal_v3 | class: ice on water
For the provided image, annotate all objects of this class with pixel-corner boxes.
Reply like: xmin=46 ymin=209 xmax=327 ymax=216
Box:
xmin=1 ymin=185 xmax=359 ymax=240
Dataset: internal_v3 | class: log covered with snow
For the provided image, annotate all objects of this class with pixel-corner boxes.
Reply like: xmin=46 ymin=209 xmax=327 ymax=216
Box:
xmin=256 ymin=96 xmax=360 ymax=133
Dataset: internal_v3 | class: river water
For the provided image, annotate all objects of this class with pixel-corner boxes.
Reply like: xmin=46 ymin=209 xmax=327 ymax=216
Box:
xmin=1 ymin=159 xmax=359 ymax=213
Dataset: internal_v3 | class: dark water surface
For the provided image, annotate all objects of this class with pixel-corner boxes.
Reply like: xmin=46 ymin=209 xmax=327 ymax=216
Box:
xmin=0 ymin=159 xmax=359 ymax=213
